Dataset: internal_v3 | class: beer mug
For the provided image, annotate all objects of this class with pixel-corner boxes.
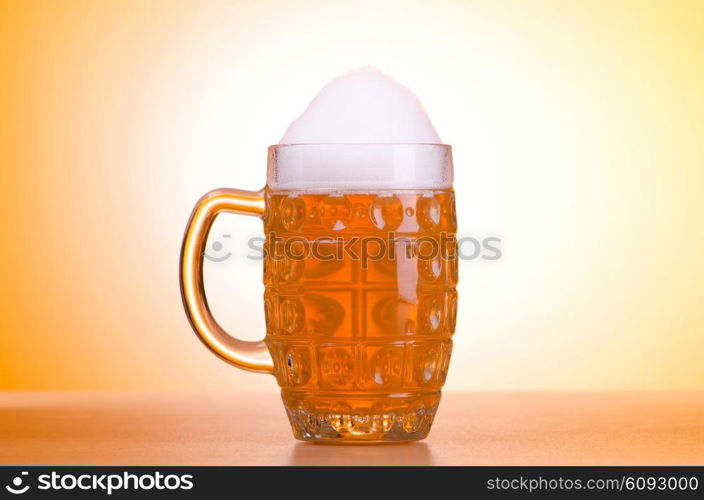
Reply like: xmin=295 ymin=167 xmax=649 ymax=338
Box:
xmin=180 ymin=143 xmax=457 ymax=443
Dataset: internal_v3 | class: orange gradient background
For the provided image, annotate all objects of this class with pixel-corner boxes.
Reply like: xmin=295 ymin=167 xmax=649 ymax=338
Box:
xmin=1 ymin=0 xmax=702 ymax=392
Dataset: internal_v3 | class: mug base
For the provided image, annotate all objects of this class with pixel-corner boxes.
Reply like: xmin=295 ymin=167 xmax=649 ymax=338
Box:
xmin=283 ymin=391 xmax=440 ymax=444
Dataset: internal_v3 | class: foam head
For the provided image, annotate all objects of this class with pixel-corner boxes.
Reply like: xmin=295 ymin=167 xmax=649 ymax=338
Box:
xmin=270 ymin=68 xmax=451 ymax=190
xmin=280 ymin=68 xmax=441 ymax=144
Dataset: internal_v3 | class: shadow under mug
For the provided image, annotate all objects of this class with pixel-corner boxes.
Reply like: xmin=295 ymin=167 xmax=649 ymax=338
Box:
xmin=180 ymin=143 xmax=458 ymax=443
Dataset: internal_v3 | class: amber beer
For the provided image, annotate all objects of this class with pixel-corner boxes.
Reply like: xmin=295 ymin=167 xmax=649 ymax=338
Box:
xmin=264 ymin=190 xmax=457 ymax=441
xmin=180 ymin=143 xmax=456 ymax=443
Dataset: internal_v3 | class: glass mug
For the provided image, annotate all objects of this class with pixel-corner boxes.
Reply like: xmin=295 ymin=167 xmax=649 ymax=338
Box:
xmin=180 ymin=144 xmax=457 ymax=443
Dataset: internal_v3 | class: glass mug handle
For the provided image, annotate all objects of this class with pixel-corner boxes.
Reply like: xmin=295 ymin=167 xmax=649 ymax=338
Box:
xmin=180 ymin=188 xmax=274 ymax=374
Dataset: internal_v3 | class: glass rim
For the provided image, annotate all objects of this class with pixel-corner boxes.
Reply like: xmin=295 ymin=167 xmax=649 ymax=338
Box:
xmin=267 ymin=142 xmax=453 ymax=190
xmin=269 ymin=142 xmax=452 ymax=150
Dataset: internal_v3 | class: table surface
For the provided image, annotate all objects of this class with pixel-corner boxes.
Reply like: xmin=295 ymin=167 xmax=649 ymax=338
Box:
xmin=0 ymin=391 xmax=702 ymax=466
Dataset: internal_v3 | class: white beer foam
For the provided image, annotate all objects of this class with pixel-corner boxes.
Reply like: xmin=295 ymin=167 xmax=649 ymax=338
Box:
xmin=280 ymin=68 xmax=441 ymax=144
xmin=272 ymin=68 xmax=451 ymax=189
